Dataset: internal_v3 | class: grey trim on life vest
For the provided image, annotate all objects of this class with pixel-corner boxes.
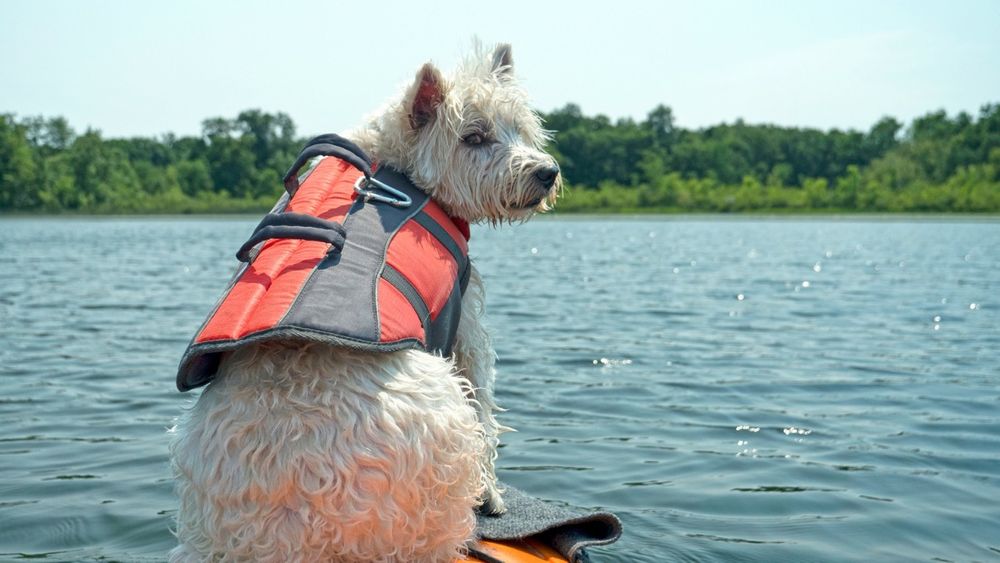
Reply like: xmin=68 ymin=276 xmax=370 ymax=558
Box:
xmin=425 ymin=265 xmax=465 ymax=354
xmin=178 ymin=325 xmax=426 ymax=391
xmin=381 ymin=264 xmax=431 ymax=328
xmin=459 ymin=258 xmax=472 ymax=293
xmin=413 ymin=211 xmax=465 ymax=266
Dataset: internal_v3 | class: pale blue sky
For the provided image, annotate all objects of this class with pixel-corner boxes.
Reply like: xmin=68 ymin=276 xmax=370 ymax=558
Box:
xmin=2 ymin=0 xmax=998 ymax=139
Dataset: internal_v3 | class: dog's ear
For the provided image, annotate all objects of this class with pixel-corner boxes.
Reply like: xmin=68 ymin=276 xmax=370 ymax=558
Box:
xmin=491 ymin=43 xmax=513 ymax=77
xmin=406 ymin=62 xmax=447 ymax=131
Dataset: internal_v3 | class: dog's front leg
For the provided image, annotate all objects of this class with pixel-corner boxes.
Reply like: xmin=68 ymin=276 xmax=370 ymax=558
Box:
xmin=453 ymin=264 xmax=507 ymax=515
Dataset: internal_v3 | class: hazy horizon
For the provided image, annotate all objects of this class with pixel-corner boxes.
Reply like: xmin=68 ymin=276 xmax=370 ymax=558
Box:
xmin=2 ymin=0 xmax=998 ymax=139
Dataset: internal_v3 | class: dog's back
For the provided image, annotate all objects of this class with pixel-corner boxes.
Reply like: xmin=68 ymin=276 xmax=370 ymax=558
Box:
xmin=170 ymin=344 xmax=484 ymax=562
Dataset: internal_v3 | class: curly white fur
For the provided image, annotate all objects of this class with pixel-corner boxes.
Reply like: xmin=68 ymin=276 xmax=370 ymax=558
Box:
xmin=170 ymin=345 xmax=484 ymax=562
xmin=170 ymin=43 xmax=560 ymax=562
xmin=350 ymin=41 xmax=562 ymax=224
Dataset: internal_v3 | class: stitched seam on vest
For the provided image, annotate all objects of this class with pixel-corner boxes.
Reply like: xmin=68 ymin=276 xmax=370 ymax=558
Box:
xmin=382 ymin=264 xmax=430 ymax=329
xmin=412 ymin=211 xmax=465 ymax=267
xmin=179 ymin=328 xmax=424 ymax=390
xmin=273 ymin=158 xmax=357 ymax=332
xmin=370 ymin=167 xmax=429 ymax=341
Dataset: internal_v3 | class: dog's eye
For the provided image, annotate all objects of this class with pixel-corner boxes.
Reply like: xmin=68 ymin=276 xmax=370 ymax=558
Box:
xmin=462 ymin=133 xmax=485 ymax=146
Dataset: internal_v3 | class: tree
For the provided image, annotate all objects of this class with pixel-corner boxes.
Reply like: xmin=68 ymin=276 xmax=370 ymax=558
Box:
xmin=643 ymin=104 xmax=676 ymax=147
xmin=235 ymin=109 xmax=296 ymax=168
xmin=0 ymin=114 xmax=40 ymax=209
xmin=63 ymin=130 xmax=141 ymax=210
xmin=863 ymin=117 xmax=902 ymax=160
xmin=175 ymin=159 xmax=214 ymax=196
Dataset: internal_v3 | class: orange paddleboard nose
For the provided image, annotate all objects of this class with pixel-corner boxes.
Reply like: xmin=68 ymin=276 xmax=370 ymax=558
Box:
xmin=459 ymin=539 xmax=568 ymax=563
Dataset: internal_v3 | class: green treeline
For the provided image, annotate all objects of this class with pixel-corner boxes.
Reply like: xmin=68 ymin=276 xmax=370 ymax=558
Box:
xmin=1 ymin=104 xmax=999 ymax=214
xmin=0 ymin=110 xmax=298 ymax=213
xmin=548 ymin=103 xmax=1000 ymax=213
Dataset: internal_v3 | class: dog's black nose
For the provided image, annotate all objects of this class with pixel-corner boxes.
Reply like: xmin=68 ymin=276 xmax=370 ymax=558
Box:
xmin=533 ymin=164 xmax=560 ymax=189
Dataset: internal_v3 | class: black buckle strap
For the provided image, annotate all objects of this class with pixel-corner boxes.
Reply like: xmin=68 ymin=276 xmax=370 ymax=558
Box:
xmin=236 ymin=212 xmax=347 ymax=262
xmin=284 ymin=133 xmax=413 ymax=208
xmin=282 ymin=133 xmax=373 ymax=194
xmin=243 ymin=134 xmax=365 ymax=262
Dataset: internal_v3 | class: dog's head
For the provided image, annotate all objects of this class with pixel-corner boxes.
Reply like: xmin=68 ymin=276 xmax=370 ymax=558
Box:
xmin=376 ymin=43 xmax=561 ymax=223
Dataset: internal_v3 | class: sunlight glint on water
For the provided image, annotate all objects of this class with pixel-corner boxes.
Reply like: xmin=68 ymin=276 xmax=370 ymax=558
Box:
xmin=0 ymin=216 xmax=998 ymax=562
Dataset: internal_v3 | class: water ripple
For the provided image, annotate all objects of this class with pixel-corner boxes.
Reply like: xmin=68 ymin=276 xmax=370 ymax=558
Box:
xmin=1 ymin=217 xmax=999 ymax=562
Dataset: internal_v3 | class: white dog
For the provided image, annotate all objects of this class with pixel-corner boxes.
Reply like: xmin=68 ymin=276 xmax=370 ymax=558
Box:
xmin=170 ymin=43 xmax=561 ymax=562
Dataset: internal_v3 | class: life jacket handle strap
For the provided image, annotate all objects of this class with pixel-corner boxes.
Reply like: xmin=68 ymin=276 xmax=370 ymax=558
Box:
xmin=236 ymin=212 xmax=347 ymax=263
xmin=283 ymin=133 xmax=373 ymax=195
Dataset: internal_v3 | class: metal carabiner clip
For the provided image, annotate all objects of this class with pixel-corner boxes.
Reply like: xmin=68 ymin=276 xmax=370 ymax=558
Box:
xmin=353 ymin=175 xmax=413 ymax=208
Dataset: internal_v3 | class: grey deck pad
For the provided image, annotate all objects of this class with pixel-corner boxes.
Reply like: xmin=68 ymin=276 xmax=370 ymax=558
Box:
xmin=474 ymin=483 xmax=622 ymax=562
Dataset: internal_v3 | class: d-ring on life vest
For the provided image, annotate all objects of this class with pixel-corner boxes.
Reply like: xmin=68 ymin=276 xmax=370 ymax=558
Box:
xmin=176 ymin=134 xmax=471 ymax=392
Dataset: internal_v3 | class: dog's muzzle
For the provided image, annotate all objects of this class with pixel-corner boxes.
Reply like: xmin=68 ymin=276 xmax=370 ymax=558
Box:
xmin=533 ymin=164 xmax=560 ymax=190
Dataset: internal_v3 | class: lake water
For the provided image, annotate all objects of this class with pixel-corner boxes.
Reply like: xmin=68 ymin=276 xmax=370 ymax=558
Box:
xmin=1 ymin=216 xmax=998 ymax=562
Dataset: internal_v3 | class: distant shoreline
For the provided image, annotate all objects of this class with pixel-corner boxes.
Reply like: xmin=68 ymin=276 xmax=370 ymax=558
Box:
xmin=4 ymin=210 xmax=998 ymax=221
xmin=4 ymin=105 xmax=998 ymax=216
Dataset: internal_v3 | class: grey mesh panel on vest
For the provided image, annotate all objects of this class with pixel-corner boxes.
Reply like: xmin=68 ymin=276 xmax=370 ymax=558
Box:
xmin=280 ymin=166 xmax=429 ymax=342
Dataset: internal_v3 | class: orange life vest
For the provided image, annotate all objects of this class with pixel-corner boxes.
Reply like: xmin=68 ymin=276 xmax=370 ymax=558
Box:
xmin=177 ymin=135 xmax=470 ymax=391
